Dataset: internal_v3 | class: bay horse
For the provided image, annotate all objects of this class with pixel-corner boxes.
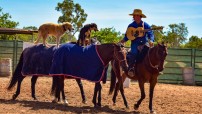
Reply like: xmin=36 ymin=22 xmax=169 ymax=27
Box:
xmin=51 ymin=43 xmax=128 ymax=107
xmin=7 ymin=44 xmax=87 ymax=104
xmin=109 ymin=43 xmax=168 ymax=113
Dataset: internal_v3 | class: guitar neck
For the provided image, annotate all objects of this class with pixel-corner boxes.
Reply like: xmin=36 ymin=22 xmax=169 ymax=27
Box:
xmin=142 ymin=28 xmax=162 ymax=32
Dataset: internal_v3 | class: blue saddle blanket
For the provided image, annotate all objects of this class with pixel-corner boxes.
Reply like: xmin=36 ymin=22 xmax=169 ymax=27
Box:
xmin=22 ymin=44 xmax=57 ymax=76
xmin=50 ymin=43 xmax=106 ymax=82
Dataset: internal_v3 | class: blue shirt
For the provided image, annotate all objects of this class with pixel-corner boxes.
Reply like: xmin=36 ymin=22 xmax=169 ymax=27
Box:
xmin=123 ymin=21 xmax=154 ymax=54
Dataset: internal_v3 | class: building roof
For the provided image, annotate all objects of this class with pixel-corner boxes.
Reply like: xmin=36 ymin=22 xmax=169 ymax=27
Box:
xmin=0 ymin=28 xmax=38 ymax=35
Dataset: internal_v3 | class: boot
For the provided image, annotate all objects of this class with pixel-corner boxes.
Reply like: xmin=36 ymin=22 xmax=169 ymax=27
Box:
xmin=126 ymin=53 xmax=136 ymax=76
xmin=128 ymin=64 xmax=135 ymax=76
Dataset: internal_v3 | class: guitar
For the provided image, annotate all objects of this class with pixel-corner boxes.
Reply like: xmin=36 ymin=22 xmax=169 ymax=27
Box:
xmin=126 ymin=26 xmax=163 ymax=40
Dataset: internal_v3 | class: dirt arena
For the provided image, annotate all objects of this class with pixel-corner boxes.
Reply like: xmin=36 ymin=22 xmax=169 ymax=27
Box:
xmin=0 ymin=77 xmax=201 ymax=114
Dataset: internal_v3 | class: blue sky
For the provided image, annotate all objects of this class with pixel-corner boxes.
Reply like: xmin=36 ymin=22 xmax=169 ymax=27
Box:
xmin=0 ymin=0 xmax=202 ymax=39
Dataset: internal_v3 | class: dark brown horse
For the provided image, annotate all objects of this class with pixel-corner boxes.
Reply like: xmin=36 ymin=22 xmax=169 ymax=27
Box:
xmin=7 ymin=45 xmax=86 ymax=104
xmin=109 ymin=43 xmax=168 ymax=113
xmin=52 ymin=43 xmax=128 ymax=107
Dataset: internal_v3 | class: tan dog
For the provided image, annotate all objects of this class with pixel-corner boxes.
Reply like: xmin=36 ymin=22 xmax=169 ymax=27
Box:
xmin=34 ymin=22 xmax=73 ymax=48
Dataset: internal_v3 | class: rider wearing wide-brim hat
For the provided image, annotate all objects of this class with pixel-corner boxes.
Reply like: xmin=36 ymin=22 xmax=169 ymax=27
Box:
xmin=119 ymin=9 xmax=155 ymax=75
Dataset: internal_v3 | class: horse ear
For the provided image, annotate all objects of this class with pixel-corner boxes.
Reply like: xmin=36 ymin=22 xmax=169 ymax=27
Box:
xmin=117 ymin=42 xmax=125 ymax=48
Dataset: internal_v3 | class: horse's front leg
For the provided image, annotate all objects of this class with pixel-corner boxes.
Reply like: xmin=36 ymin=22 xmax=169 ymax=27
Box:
xmin=112 ymin=82 xmax=120 ymax=106
xmin=149 ymin=78 xmax=157 ymax=114
xmin=97 ymin=82 xmax=102 ymax=107
xmin=12 ymin=76 xmax=25 ymax=100
xmin=134 ymin=81 xmax=145 ymax=110
xmin=76 ymin=79 xmax=87 ymax=104
xmin=119 ymin=82 xmax=129 ymax=108
xmin=31 ymin=76 xmax=38 ymax=100
xmin=92 ymin=82 xmax=99 ymax=107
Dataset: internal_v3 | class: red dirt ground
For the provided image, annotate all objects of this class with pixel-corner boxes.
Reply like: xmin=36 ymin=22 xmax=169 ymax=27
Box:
xmin=0 ymin=77 xmax=202 ymax=114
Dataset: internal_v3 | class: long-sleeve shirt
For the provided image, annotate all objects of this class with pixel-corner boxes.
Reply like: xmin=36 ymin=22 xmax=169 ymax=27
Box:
xmin=123 ymin=21 xmax=154 ymax=54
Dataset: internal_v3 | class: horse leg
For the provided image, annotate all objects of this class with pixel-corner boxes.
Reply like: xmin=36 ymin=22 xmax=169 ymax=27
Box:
xmin=134 ymin=81 xmax=145 ymax=110
xmin=112 ymin=82 xmax=120 ymax=106
xmin=149 ymin=79 xmax=157 ymax=113
xmin=12 ymin=76 xmax=25 ymax=100
xmin=75 ymin=79 xmax=87 ymax=104
xmin=119 ymin=83 xmax=129 ymax=108
xmin=92 ymin=82 xmax=99 ymax=107
xmin=31 ymin=76 xmax=38 ymax=100
xmin=60 ymin=77 xmax=68 ymax=105
xmin=97 ymin=82 xmax=102 ymax=107
xmin=52 ymin=76 xmax=61 ymax=103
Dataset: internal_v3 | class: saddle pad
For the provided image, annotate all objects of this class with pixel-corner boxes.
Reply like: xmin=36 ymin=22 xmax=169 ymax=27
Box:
xmin=49 ymin=43 xmax=106 ymax=82
xmin=22 ymin=44 xmax=57 ymax=76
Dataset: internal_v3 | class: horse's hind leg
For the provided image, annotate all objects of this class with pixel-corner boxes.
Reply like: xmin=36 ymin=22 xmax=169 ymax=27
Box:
xmin=134 ymin=81 xmax=145 ymax=110
xmin=12 ymin=76 xmax=25 ymax=100
xmin=92 ymin=82 xmax=99 ymax=107
xmin=76 ymin=79 xmax=87 ymax=104
xmin=31 ymin=76 xmax=38 ymax=100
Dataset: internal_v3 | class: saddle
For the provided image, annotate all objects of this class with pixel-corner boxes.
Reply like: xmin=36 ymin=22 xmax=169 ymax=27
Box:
xmin=127 ymin=45 xmax=149 ymax=65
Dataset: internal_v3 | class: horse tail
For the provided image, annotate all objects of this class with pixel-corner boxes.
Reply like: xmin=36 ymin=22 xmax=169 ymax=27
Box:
xmin=109 ymin=66 xmax=116 ymax=95
xmin=50 ymin=76 xmax=58 ymax=95
xmin=7 ymin=51 xmax=24 ymax=90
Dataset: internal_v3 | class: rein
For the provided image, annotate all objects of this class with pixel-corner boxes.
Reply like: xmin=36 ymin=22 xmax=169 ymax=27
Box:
xmin=113 ymin=46 xmax=127 ymax=64
xmin=147 ymin=47 xmax=159 ymax=71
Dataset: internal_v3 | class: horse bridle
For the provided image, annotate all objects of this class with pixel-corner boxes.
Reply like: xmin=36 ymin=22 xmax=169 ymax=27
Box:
xmin=147 ymin=45 xmax=166 ymax=72
xmin=147 ymin=47 xmax=160 ymax=70
xmin=113 ymin=46 xmax=127 ymax=65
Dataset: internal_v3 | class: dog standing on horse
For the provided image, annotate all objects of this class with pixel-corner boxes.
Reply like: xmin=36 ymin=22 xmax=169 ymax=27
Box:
xmin=77 ymin=23 xmax=98 ymax=46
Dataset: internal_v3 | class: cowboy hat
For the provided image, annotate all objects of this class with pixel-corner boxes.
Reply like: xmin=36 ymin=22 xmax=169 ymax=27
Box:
xmin=129 ymin=9 xmax=146 ymax=18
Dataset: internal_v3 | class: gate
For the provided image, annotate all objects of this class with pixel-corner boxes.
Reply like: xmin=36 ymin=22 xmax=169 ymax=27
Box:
xmin=0 ymin=40 xmax=23 ymax=72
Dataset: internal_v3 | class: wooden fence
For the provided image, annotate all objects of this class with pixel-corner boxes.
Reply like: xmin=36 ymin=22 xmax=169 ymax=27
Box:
xmin=0 ymin=40 xmax=202 ymax=85
xmin=158 ymin=48 xmax=202 ymax=85
xmin=0 ymin=40 xmax=23 ymax=72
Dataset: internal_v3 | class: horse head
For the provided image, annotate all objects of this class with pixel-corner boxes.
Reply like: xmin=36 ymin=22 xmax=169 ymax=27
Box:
xmin=113 ymin=44 xmax=128 ymax=73
xmin=156 ymin=42 xmax=168 ymax=72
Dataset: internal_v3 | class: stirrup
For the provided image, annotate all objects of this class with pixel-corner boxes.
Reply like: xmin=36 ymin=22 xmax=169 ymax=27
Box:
xmin=128 ymin=67 xmax=135 ymax=76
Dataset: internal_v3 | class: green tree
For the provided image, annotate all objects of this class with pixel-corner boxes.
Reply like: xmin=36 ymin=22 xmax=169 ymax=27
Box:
xmin=23 ymin=26 xmax=38 ymax=30
xmin=163 ymin=23 xmax=188 ymax=47
xmin=0 ymin=7 xmax=19 ymax=40
xmin=151 ymin=24 xmax=164 ymax=43
xmin=91 ymin=27 xmax=130 ymax=47
xmin=184 ymin=36 xmax=202 ymax=49
xmin=55 ymin=0 xmax=87 ymax=36
xmin=15 ymin=26 xmax=38 ymax=42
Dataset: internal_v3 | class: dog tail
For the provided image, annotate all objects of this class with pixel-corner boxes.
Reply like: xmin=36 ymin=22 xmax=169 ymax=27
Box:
xmin=34 ymin=33 xmax=41 ymax=44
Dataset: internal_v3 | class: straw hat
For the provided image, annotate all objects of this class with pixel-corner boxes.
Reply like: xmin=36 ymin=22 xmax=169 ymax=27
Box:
xmin=129 ymin=9 xmax=146 ymax=18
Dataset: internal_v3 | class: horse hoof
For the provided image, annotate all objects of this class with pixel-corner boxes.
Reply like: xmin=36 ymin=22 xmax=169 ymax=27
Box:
xmin=64 ymin=99 xmax=69 ymax=105
xmin=52 ymin=99 xmax=58 ymax=103
xmin=12 ymin=95 xmax=17 ymax=100
xmin=150 ymin=110 xmax=156 ymax=114
xmin=33 ymin=97 xmax=37 ymax=100
xmin=94 ymin=104 xmax=101 ymax=108
xmin=126 ymin=106 xmax=129 ymax=109
xmin=82 ymin=100 xmax=87 ymax=104
xmin=134 ymin=104 xmax=139 ymax=110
